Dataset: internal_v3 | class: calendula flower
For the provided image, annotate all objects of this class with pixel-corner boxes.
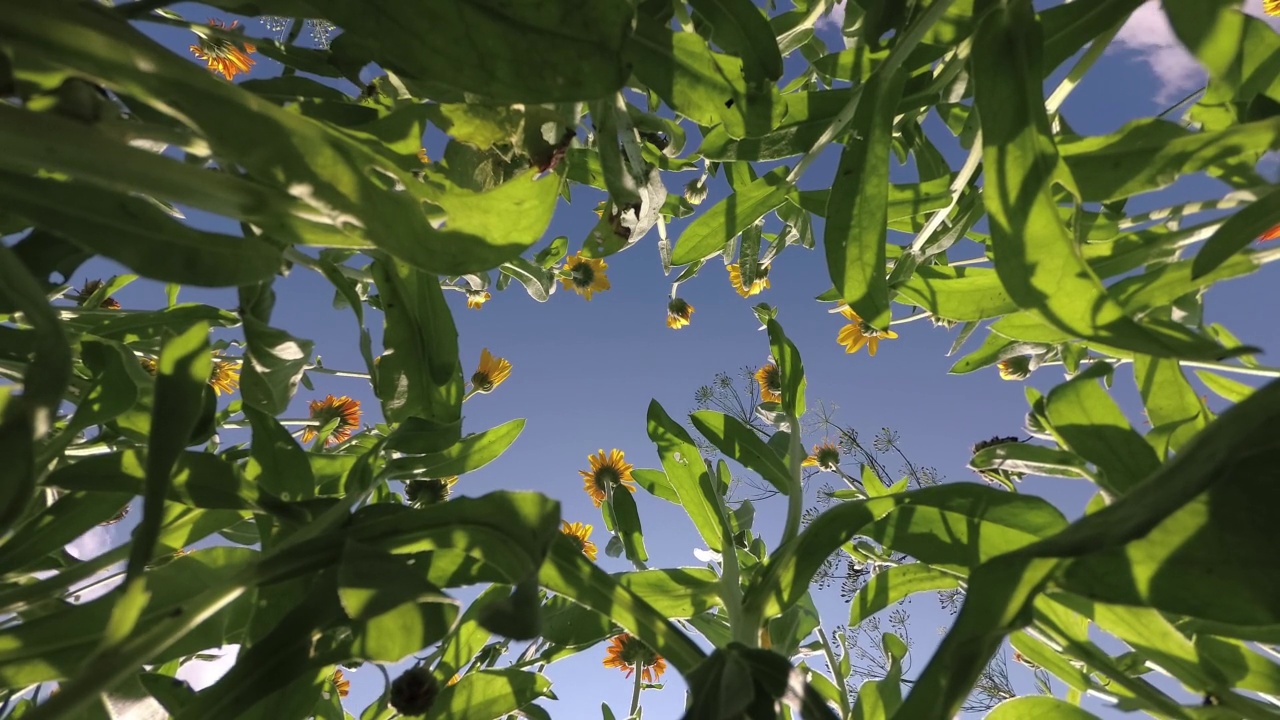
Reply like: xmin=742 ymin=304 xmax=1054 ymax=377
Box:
xmin=405 ymin=477 xmax=457 ymax=506
xmin=390 ymin=667 xmax=439 ymax=717
xmin=208 ymin=359 xmax=241 ymax=396
xmin=580 ymin=449 xmax=636 ymax=507
xmin=1260 ymin=222 xmax=1280 ymax=242
xmin=836 ymin=307 xmax=898 ymax=356
xmin=446 ymin=673 xmax=461 ymax=687
xmin=726 ymin=264 xmax=770 ymax=297
xmin=139 ymin=357 xmax=158 ymax=376
xmin=997 ymin=356 xmax=1032 ymax=381
xmin=417 ymin=148 xmax=430 ymax=164
xmin=70 ymin=279 xmax=121 ymax=309
xmin=603 ymin=634 xmax=666 ymax=683
xmin=801 ymin=440 xmax=841 ymax=471
xmin=302 ymin=395 xmax=361 ymax=446
xmin=470 ymin=349 xmax=511 ymax=393
xmin=561 ymin=254 xmax=611 ymax=300
xmin=561 ymin=521 xmax=598 ymax=561
xmin=755 ymin=363 xmax=782 ymax=404
xmin=666 ymin=298 xmax=694 ymax=329
xmin=332 ymin=669 xmax=350 ymax=698
xmin=188 ymin=19 xmax=257 ymax=81
xmin=1266 ymin=0 xmax=1280 ymax=16
xmin=683 ymin=177 xmax=709 ymax=206
xmin=465 ymin=290 xmax=491 ymax=310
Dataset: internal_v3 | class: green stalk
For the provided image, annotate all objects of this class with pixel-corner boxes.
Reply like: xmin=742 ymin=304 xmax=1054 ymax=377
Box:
xmin=781 ymin=416 xmax=803 ymax=547
xmin=1045 ymin=18 xmax=1123 ymax=117
xmin=628 ymin=664 xmax=645 ymax=718
xmin=816 ymin=627 xmax=851 ymax=718
xmin=712 ymin=490 xmax=749 ymax=646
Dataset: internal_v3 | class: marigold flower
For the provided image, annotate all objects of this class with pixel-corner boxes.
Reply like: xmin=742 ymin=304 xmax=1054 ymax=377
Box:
xmin=561 ymin=521 xmax=598 ymax=561
xmin=417 ymin=148 xmax=430 ymax=164
xmin=836 ymin=307 xmax=898 ymax=356
xmin=465 ymin=290 xmax=491 ymax=310
xmin=189 ymin=19 xmax=257 ymax=81
xmin=562 ymin=254 xmax=611 ymax=300
xmin=1260 ymin=222 xmax=1280 ymax=242
xmin=603 ymin=634 xmax=666 ymax=683
xmin=302 ymin=395 xmax=361 ymax=446
xmin=580 ymin=449 xmax=636 ymax=507
xmin=405 ymin=477 xmax=457 ymax=506
xmin=997 ymin=356 xmax=1032 ymax=381
xmin=1266 ymin=0 xmax=1280 ymax=16
xmin=208 ymin=359 xmax=241 ymax=396
xmin=70 ymin=279 xmax=122 ymax=309
xmin=726 ymin=264 xmax=770 ymax=297
xmin=332 ymin=669 xmax=350 ymax=698
xmin=754 ymin=363 xmax=782 ymax=404
xmin=666 ymin=298 xmax=694 ymax=329
xmin=390 ymin=666 xmax=439 ymax=717
xmin=801 ymin=440 xmax=841 ymax=471
xmin=471 ymin=349 xmax=511 ymax=393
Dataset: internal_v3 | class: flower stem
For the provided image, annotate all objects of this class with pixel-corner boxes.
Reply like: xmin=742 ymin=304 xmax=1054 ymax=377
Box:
xmin=628 ymin=664 xmax=644 ymax=719
xmin=816 ymin=627 xmax=851 ymax=718
xmin=781 ymin=416 xmax=803 ymax=548
xmin=305 ymin=365 xmax=371 ymax=379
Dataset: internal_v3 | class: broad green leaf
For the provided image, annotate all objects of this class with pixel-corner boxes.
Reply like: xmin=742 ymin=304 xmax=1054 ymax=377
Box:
xmin=1058 ymin=117 xmax=1280 ymax=202
xmin=970 ymin=442 xmax=1094 ymax=480
xmin=794 ymin=184 xmax=950 ymax=223
xmin=338 ymin=542 xmax=459 ymax=662
xmin=848 ymin=564 xmax=962 ymax=629
xmin=618 ymin=567 xmax=721 ymax=618
xmin=987 ymin=696 xmax=1101 ymax=719
xmin=0 ymin=491 xmax=132 ymax=576
xmin=671 ymin=167 xmax=791 ymax=266
xmin=0 ymin=170 xmax=282 ymax=287
xmin=1109 ymin=253 xmax=1258 ymax=315
xmin=699 ymin=90 xmax=853 ymax=161
xmin=646 ymin=400 xmax=726 ymax=553
xmin=1163 ymin=0 xmax=1245 ymax=91
xmin=628 ymin=16 xmax=786 ymax=139
xmin=434 ymin=585 xmax=506 ymax=678
xmin=62 ymin=305 xmax=240 ymax=344
xmin=690 ymin=411 xmax=791 ymax=496
xmin=539 ymin=536 xmax=706 ymax=674
xmin=766 ymin=320 xmax=806 ymax=419
xmin=766 ymin=592 xmax=820 ymax=657
xmin=372 ymin=258 xmax=463 ymax=432
xmin=1044 ymin=363 xmax=1160 ymax=495
xmin=823 ymin=69 xmax=905 ymax=331
xmin=689 ymin=0 xmax=784 ymax=82
xmin=632 ymin=468 xmax=681 ymax=504
xmin=48 ymin=450 xmax=258 ymax=511
xmin=1195 ymin=370 xmax=1255 ymax=403
xmin=539 ymin=594 xmax=614 ymax=649
xmin=895 ymin=266 xmax=1018 ymax=322
xmin=1133 ymin=356 xmax=1210 ymax=454
xmin=244 ymin=405 xmax=316 ymax=502
xmin=850 ymin=634 xmax=906 ymax=720
xmin=382 ymin=418 xmax=525 ymax=478
xmin=1008 ymin=630 xmax=1095 ymax=695
xmin=429 ymin=669 xmax=552 ymax=720
xmin=972 ymin=3 xmax=1226 ymax=360
xmin=1040 ymin=0 xmax=1146 ymax=76
xmin=1192 ymin=185 xmax=1280 ymax=279
xmin=238 ymin=284 xmax=315 ymax=416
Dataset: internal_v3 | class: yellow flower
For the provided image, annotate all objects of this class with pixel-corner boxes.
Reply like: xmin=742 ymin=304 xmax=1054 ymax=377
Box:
xmin=603 ymin=634 xmax=666 ymax=683
xmin=1266 ymin=0 xmax=1280 ymax=16
xmin=580 ymin=449 xmax=636 ymax=507
xmin=801 ymin=440 xmax=841 ymax=471
xmin=332 ymin=669 xmax=350 ymax=698
xmin=139 ymin=357 xmax=158 ymax=376
xmin=561 ymin=521 xmax=598 ymax=561
xmin=754 ymin=363 xmax=782 ymax=404
xmin=302 ymin=395 xmax=361 ymax=446
xmin=561 ymin=254 xmax=611 ymax=300
xmin=417 ymin=148 xmax=430 ymax=164
xmin=465 ymin=290 xmax=491 ymax=310
xmin=471 ymin=349 xmax=512 ymax=393
xmin=726 ymin=264 xmax=770 ymax=297
xmin=666 ymin=298 xmax=694 ymax=330
xmin=836 ymin=307 xmax=898 ymax=357
xmin=446 ymin=673 xmax=461 ymax=687
xmin=208 ymin=359 xmax=241 ymax=396
xmin=70 ymin=279 xmax=121 ymax=309
xmin=189 ymin=19 xmax=257 ymax=81
xmin=997 ymin=357 xmax=1032 ymax=381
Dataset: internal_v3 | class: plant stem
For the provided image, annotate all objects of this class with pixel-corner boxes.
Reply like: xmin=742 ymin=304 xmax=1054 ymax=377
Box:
xmin=115 ymin=0 xmax=175 ymax=19
xmin=781 ymin=415 xmax=803 ymax=547
xmin=817 ymin=627 xmax=851 ymax=718
xmin=1045 ymin=18 xmax=1122 ymax=117
xmin=713 ymin=490 xmax=749 ymax=646
xmin=305 ymin=365 xmax=371 ymax=379
xmin=629 ymin=665 xmax=644 ymax=719
xmin=1179 ymin=359 xmax=1280 ymax=379
xmin=280 ymin=20 xmax=305 ymax=77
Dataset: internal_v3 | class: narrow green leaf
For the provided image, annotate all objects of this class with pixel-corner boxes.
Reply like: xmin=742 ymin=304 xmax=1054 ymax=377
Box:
xmin=987 ymin=696 xmax=1102 ymax=719
xmin=338 ymin=542 xmax=459 ymax=662
xmin=690 ymin=411 xmax=791 ymax=496
xmin=1192 ymin=185 xmax=1280 ymax=279
xmin=382 ymin=418 xmax=525 ymax=479
xmin=429 ymin=669 xmax=552 ymax=720
xmin=671 ymin=167 xmax=791 ymax=266
xmin=1133 ymin=355 xmax=1210 ymax=454
xmin=765 ymin=320 xmax=806 ymax=419
xmin=244 ymin=405 xmax=316 ymax=502
xmin=848 ymin=564 xmax=961 ymax=629
xmin=688 ymin=0 xmax=784 ymax=82
xmin=646 ymin=400 xmax=726 ymax=552
xmin=610 ymin=486 xmax=649 ymax=564
xmin=0 ymin=491 xmax=132 ymax=576
xmin=632 ymin=468 xmax=681 ymax=504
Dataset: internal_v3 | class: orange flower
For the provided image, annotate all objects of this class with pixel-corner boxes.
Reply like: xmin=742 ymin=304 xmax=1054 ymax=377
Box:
xmin=754 ymin=363 xmax=782 ymax=403
xmin=189 ymin=19 xmax=257 ymax=81
xmin=561 ymin=521 xmax=598 ymax=561
xmin=603 ymin=634 xmax=666 ymax=683
xmin=836 ymin=306 xmax=898 ymax=357
xmin=301 ymin=395 xmax=361 ymax=446
xmin=579 ymin=449 xmax=636 ymax=507
xmin=801 ymin=440 xmax=840 ymax=471
xmin=465 ymin=290 xmax=491 ymax=310
xmin=332 ymin=669 xmax=350 ymax=698
xmin=1260 ymin=222 xmax=1280 ymax=242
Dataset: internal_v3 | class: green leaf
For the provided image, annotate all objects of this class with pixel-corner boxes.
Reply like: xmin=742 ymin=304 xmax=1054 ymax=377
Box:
xmin=987 ymin=696 xmax=1102 ymax=719
xmin=688 ymin=0 xmax=784 ymax=83
xmin=646 ymin=400 xmax=726 ymax=553
xmin=610 ymin=485 xmax=649 ymax=564
xmin=794 ymin=183 xmax=951 ymax=224
xmin=0 ymin=491 xmax=132 ymax=576
xmin=1109 ymin=253 xmax=1258 ymax=315
xmin=539 ymin=594 xmax=614 ymax=649
xmin=671 ymin=167 xmax=791 ymax=266
xmin=848 ymin=564 xmax=962 ymax=629
xmin=1043 ymin=363 xmax=1160 ymax=495
xmin=1195 ymin=370 xmax=1256 ymax=403
xmin=894 ymin=265 xmax=1018 ymax=322
xmin=972 ymin=2 xmax=1226 ymax=360
xmin=372 ymin=258 xmax=463 ymax=432
xmin=632 ymin=468 xmax=681 ymax=504
xmin=238 ymin=284 xmax=315 ymax=416
xmin=969 ymin=443 xmax=1094 ymax=480
xmin=1192 ymin=185 xmax=1280 ymax=279
xmin=338 ymin=542 xmax=459 ymax=662
xmin=850 ymin=634 xmax=906 ymax=720
xmin=429 ymin=669 xmax=552 ymax=720
xmin=618 ymin=567 xmax=721 ymax=618
xmin=823 ymin=68 xmax=905 ymax=331
xmin=1058 ymin=117 xmax=1280 ymax=202
xmin=383 ymin=418 xmax=525 ymax=478
xmin=699 ymin=90 xmax=854 ymax=162
xmin=628 ymin=16 xmax=786 ymax=139
xmin=37 ymin=338 xmax=142 ymax=466
xmin=1163 ymin=0 xmax=1245 ymax=92
xmin=47 ymin=450 xmax=257 ymax=511
xmin=244 ymin=405 xmax=316 ymax=502
xmin=765 ymin=320 xmax=806 ymax=419
xmin=1133 ymin=355 xmax=1210 ymax=455
xmin=690 ymin=411 xmax=791 ymax=496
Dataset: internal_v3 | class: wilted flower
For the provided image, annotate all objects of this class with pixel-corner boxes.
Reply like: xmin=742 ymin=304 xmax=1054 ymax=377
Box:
xmin=580 ymin=449 xmax=636 ymax=507
xmin=70 ymin=279 xmax=121 ymax=309
xmin=470 ymin=349 xmax=511 ymax=393
xmin=666 ymin=298 xmax=694 ymax=329
xmin=189 ymin=19 xmax=257 ymax=81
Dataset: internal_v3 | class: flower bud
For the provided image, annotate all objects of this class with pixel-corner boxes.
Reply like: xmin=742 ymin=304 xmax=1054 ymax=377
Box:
xmin=390 ymin=666 xmax=440 ymax=717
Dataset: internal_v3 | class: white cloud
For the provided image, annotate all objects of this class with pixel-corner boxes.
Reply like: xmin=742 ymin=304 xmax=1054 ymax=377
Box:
xmin=175 ymin=645 xmax=241 ymax=691
xmin=1113 ymin=1 xmax=1280 ymax=103
xmin=66 ymin=525 xmax=115 ymax=561
xmin=816 ymin=0 xmax=846 ymax=31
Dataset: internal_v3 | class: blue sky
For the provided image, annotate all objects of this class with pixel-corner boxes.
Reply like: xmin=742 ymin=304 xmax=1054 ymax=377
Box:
xmin=40 ymin=1 xmax=1280 ymax=717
